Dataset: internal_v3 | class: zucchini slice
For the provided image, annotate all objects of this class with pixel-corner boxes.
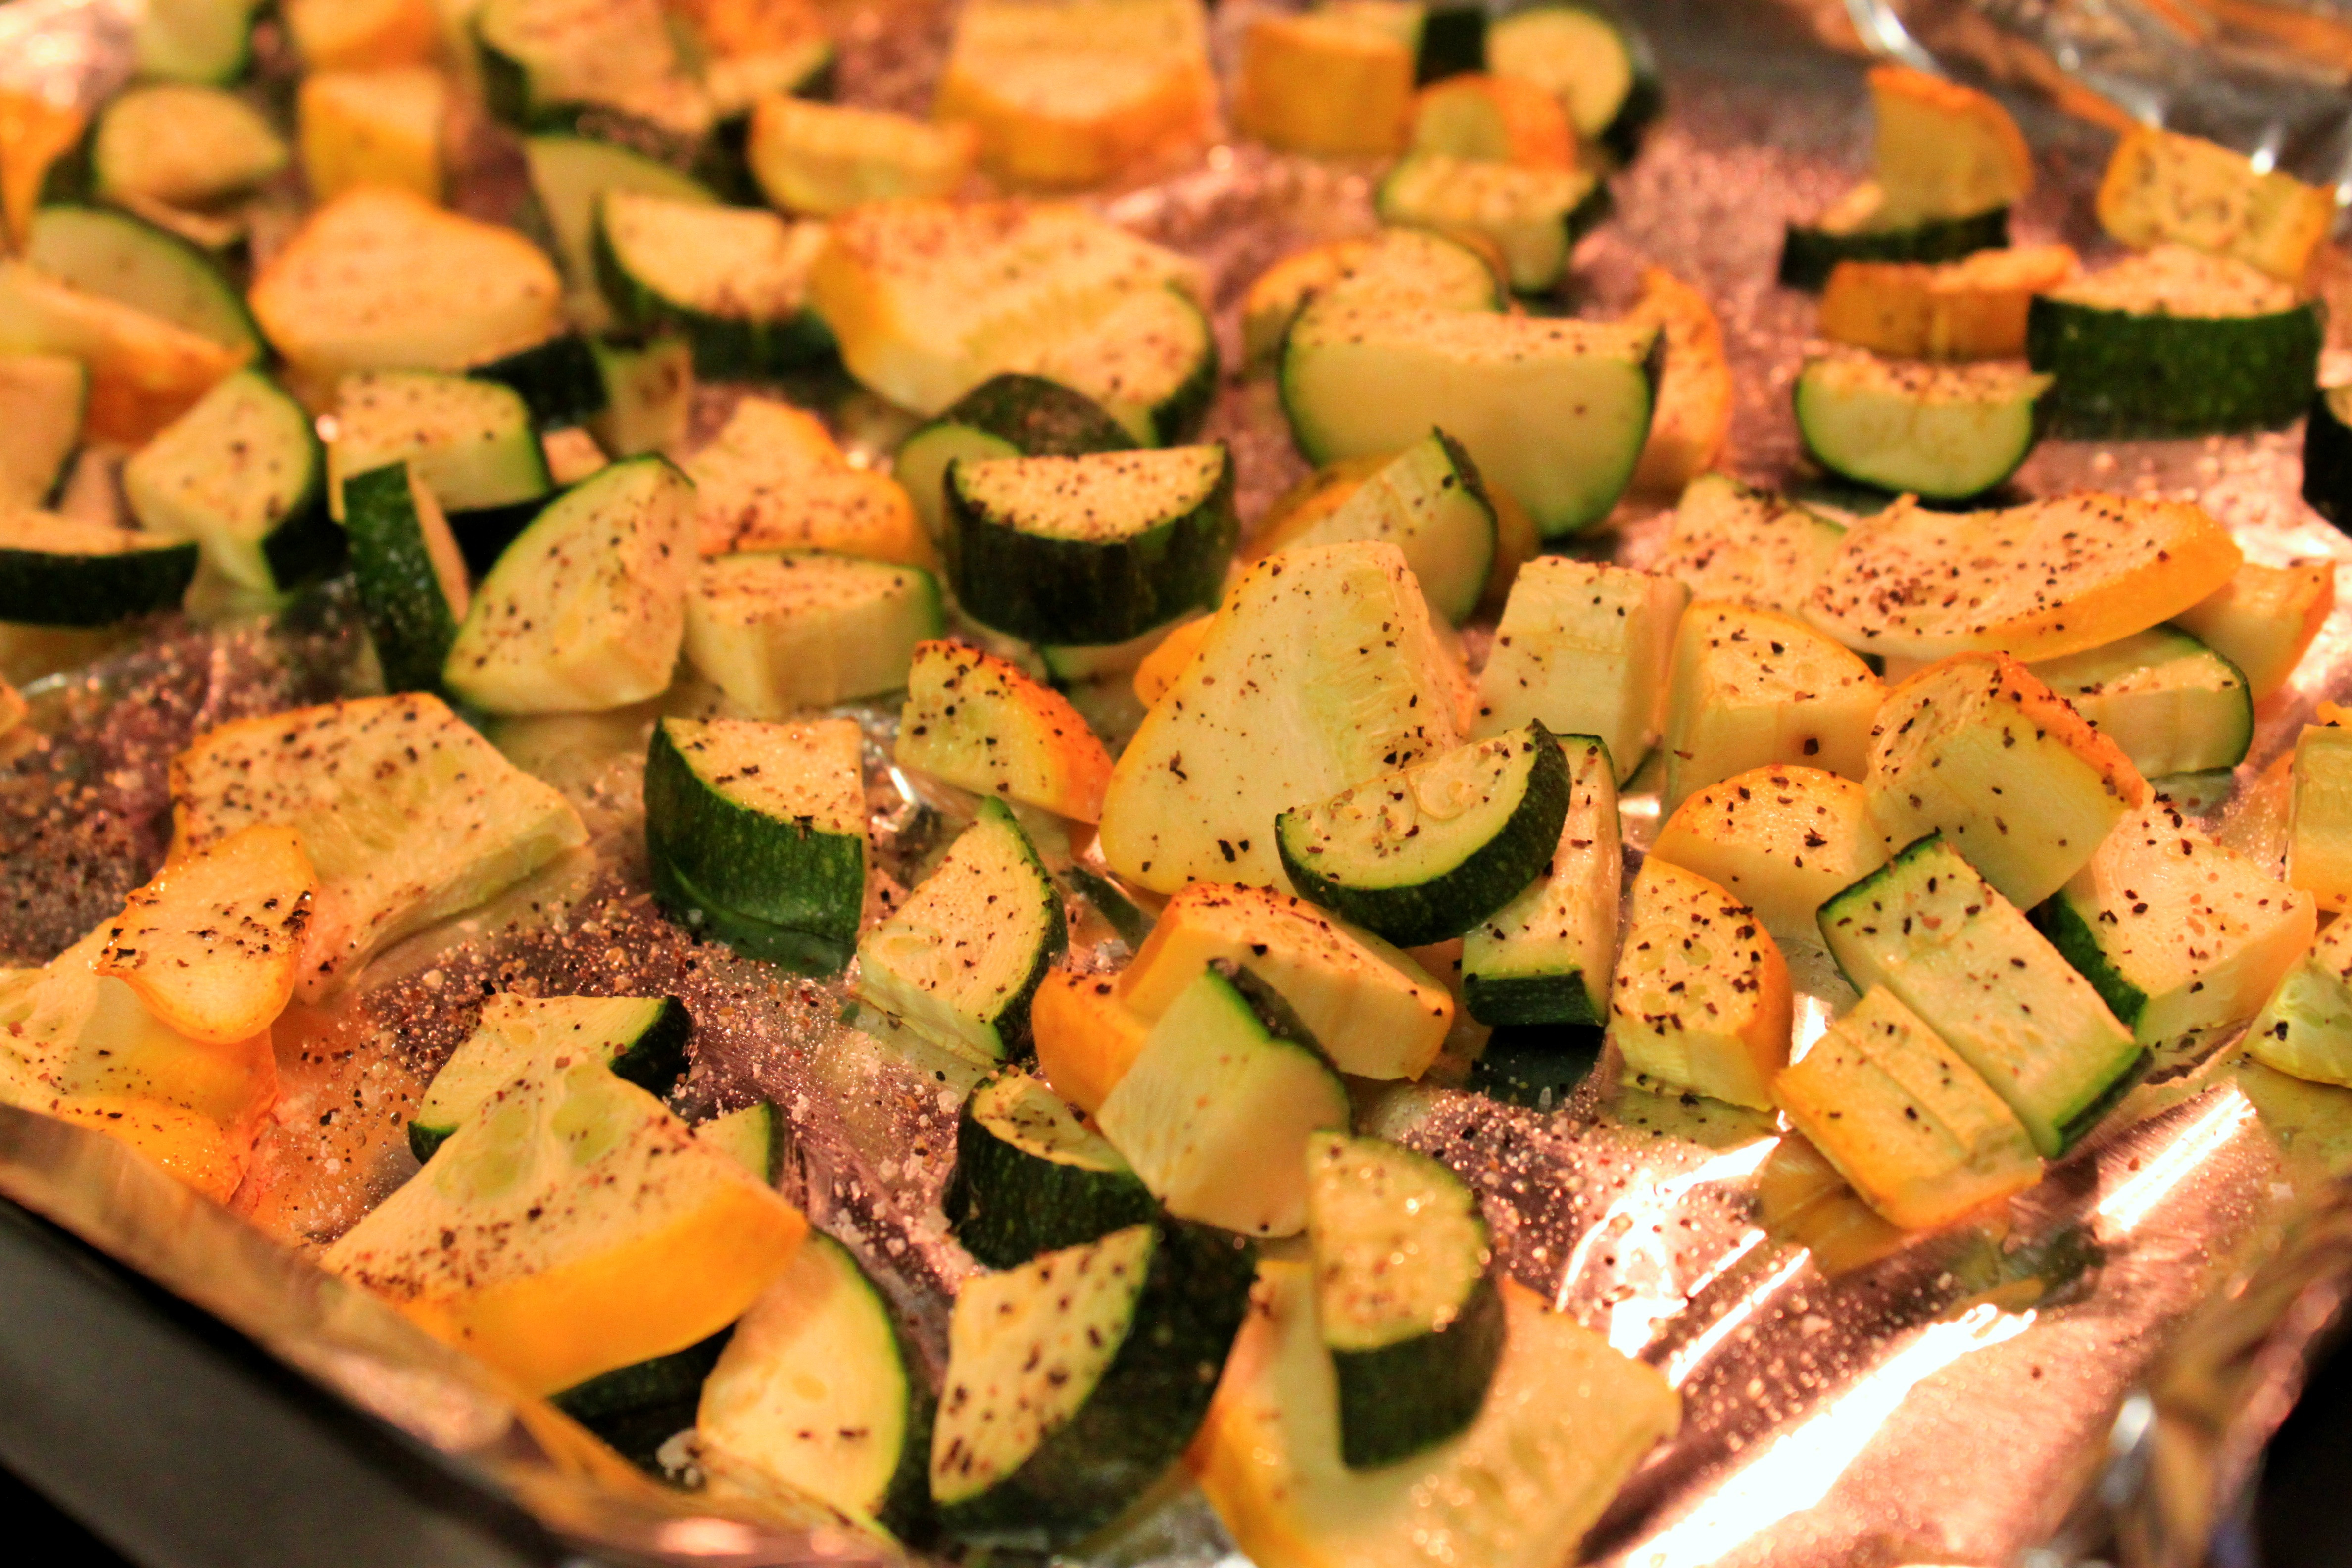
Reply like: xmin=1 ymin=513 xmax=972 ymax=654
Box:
xmin=475 ymin=0 xmax=697 ymax=131
xmin=1662 ymin=602 xmax=1881 ymax=812
xmin=588 ymin=331 xmax=694 ymax=458
xmin=1779 ymin=186 xmax=2009 ymax=292
xmin=443 ymin=455 xmax=696 ymax=714
xmin=1771 ymin=986 xmax=2041 ymax=1231
xmin=2027 ymin=246 xmax=2321 ymax=437
xmin=94 ymin=823 xmax=314 ymax=1047
xmin=2026 ymin=627 xmax=2253 ymax=779
xmin=328 ymin=370 xmax=554 ymax=521
xmin=2305 ymin=384 xmax=2352 ymax=534
xmin=1097 ymin=963 xmax=1351 ymax=1237
xmin=122 ymin=369 xmax=343 ymax=598
xmin=698 ymin=1101 xmax=782 ymax=1184
xmin=26 ymin=205 xmax=261 ymax=359
xmin=343 ymin=462 xmax=470 ymax=697
xmin=1409 ymin=73 xmax=1575 ymax=170
xmin=170 ymin=693 xmax=588 ymax=1001
xmin=1196 ymin=1260 xmax=1679 ymax=1568
xmin=323 ymin=1056 xmax=806 ymax=1397
xmin=1462 ymin=734 xmax=1620 ymax=1027
xmin=1606 ymin=857 xmax=1792 ymax=1110
xmin=1277 ymin=723 xmax=1570 ymax=948
xmin=981 ymin=280 xmax=1219 ymax=446
xmin=552 ymin=1328 xmax=731 ymax=1472
xmin=1283 ymin=297 xmax=1657 ymax=539
xmin=1119 ymin=882 xmax=1455 ymax=1081
xmin=683 ymin=551 xmax=943 ymax=716
xmin=595 ymin=190 xmax=834 ymax=380
xmin=1866 ymin=652 xmax=2146 ymax=911
xmin=944 ymin=1069 xmax=1157 ymax=1267
xmin=2170 ymin=557 xmax=2336 ymax=704
xmin=895 ymin=374 xmax=1134 ymax=544
xmin=133 ymin=0 xmax=266 ymax=85
xmin=946 ymin=445 xmax=1235 ymax=647
xmin=1649 ymin=471 xmax=1845 ymax=617
xmin=2292 ymin=718 xmax=2352 ymax=912
xmin=642 ymin=715 xmax=868 ymax=971
xmin=1817 ymin=834 xmax=2146 ymax=1157
xmin=1651 ymin=764 xmax=1888 ymax=949
xmin=895 ymin=641 xmax=1115 ymax=824
xmin=747 ymin=95 xmax=977 ymax=217
xmin=1471 ymin=557 xmax=1687 ymax=784
xmin=467 ymin=329 xmax=609 ymax=430
xmin=930 ymin=1221 xmax=1255 ymax=1549
xmin=2034 ymin=801 xmax=2316 ymax=1048
xmin=1306 ymin=1132 xmax=1503 ymax=1469
xmin=2245 ymin=914 xmax=2352 ymax=1088
xmin=688 ymin=397 xmax=930 ymax=566
xmin=854 ymin=798 xmax=1066 ymax=1061
xmin=698 ymin=1232 xmax=935 ymax=1540
xmin=1373 ymin=155 xmax=1607 ymax=296
xmin=1247 ymin=428 xmax=1496 ymax=626
xmin=1240 ymin=227 xmax=1501 ymax=371
xmin=2096 ymin=125 xmax=2333 ymax=285
xmin=521 ymin=134 xmax=718 ymax=310
xmin=1484 ymin=1 xmax=1661 ymax=162
xmin=0 ymin=354 xmax=87 ymax=510
xmin=88 ymin=86 xmax=286 ymax=208
xmin=406 ymin=993 xmax=691 ymax=1162
xmin=0 ymin=509 xmax=199 ymax=626
xmin=1792 ymin=354 xmax=2050 ymax=502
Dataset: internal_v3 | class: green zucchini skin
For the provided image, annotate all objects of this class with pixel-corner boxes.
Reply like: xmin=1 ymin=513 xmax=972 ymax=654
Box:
xmin=945 ymin=449 xmax=1237 ymax=647
xmin=343 ymin=462 xmax=461 ymax=698
xmin=1463 ymin=968 xmax=1607 ymax=1029
xmin=2303 ymin=388 xmax=2352 ymax=530
xmin=1277 ymin=724 xmax=1572 ymax=949
xmin=935 ymin=1221 xmax=1256 ymax=1549
xmin=1465 ymin=1023 xmax=1604 ymax=1109
xmin=1334 ymin=1270 xmax=1504 ymax=1470
xmin=922 ymin=375 xmax=1137 ymax=458
xmin=0 ymin=537 xmax=198 ymax=626
xmin=446 ymin=500 xmax=546 ymax=579
xmin=405 ymin=997 xmax=691 ymax=1164
xmin=553 ymin=1326 xmax=733 ymax=1470
xmin=1416 ymin=3 xmax=1487 ymax=83
xmin=591 ymin=213 xmax=835 ymax=382
xmin=2028 ymin=891 xmax=2149 ymax=1033
xmin=649 ymin=840 xmax=857 ymax=973
xmin=942 ymin=1074 xmax=1159 ymax=1267
xmin=469 ymin=332 xmax=609 ymax=428
xmin=1776 ymin=207 xmax=2010 ymax=291
xmin=2026 ymin=296 xmax=2321 ymax=437
xmin=1145 ymin=306 xmax=1220 ymax=445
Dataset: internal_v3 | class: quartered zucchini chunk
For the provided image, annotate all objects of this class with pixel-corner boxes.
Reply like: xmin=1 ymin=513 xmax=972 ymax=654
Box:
xmin=2096 ymin=125 xmax=2333 ymax=284
xmin=520 ymin=134 xmax=717 ymax=316
xmin=1307 ymin=1133 xmax=1502 ymax=1469
xmin=170 ymin=693 xmax=588 ymax=1001
xmin=95 ymin=823 xmax=313 ymax=1046
xmin=1196 ymin=1260 xmax=1680 ymax=1568
xmin=698 ymin=1101 xmax=783 ymax=1184
xmin=1607 ymin=857 xmax=1792 ymax=1110
xmin=1648 ymin=471 xmax=1845 ymax=616
xmin=26 ymin=205 xmax=262 ymax=360
xmin=1780 ymin=185 xmax=2010 ymax=294
xmin=931 ymin=1221 xmax=1252 ymax=1548
xmin=587 ymin=332 xmax=695 ymax=459
xmin=1866 ymin=652 xmax=2146 ymax=911
xmin=1373 ymin=155 xmax=1606 ymax=296
xmin=464 ymin=328 xmax=609 ymax=431
xmin=1279 ymin=723 xmax=1570 ymax=948
xmin=684 ymin=551 xmax=942 ymax=716
xmin=644 ymin=715 xmax=868 ymax=971
xmin=2035 ymin=801 xmax=2315 ymax=1049
xmin=1804 ymin=491 xmax=2243 ymax=664
xmin=324 ymin=1056 xmax=807 ymax=1396
xmin=1239 ymin=227 xmax=1501 ymax=372
xmin=1793 ymin=354 xmax=2049 ymax=502
xmin=1472 ymin=556 xmax=1686 ymax=784
xmin=1119 ymin=882 xmax=1455 ymax=1081
xmin=1234 ymin=10 xmax=1416 ymax=159
xmin=1661 ymin=602 xmax=1881 ymax=812
xmin=328 ymin=369 xmax=553 ymax=524
xmin=946 ymin=445 xmax=1235 ymax=648
xmin=1409 ymin=73 xmax=1575 ymax=169
xmin=1101 ymin=541 xmax=1461 ymax=895
xmin=1818 ymin=834 xmax=2145 ymax=1157
xmin=1771 ymin=985 xmax=2042 ymax=1231
xmin=85 ymin=85 xmax=285 ymax=207
xmin=0 ymin=354 xmax=85 ymax=510
xmin=1653 ymin=765 xmax=1888 ymax=949
xmin=343 ymin=463 xmax=470 ymax=698
xmin=1032 ymin=968 xmax=1152 ymax=1115
xmin=749 ymin=96 xmax=976 ymax=216
xmin=1463 ymin=734 xmax=1620 ymax=1026
xmin=698 ymin=1232 xmax=936 ymax=1541
xmin=2172 ymin=557 xmax=2336 ymax=703
xmin=2245 ymin=914 xmax=2352 ymax=1088
xmin=895 ymin=374 xmax=1133 ymax=543
xmin=2027 ymin=246 xmax=2321 ymax=437
xmin=133 ymin=0 xmax=266 ymax=85
xmin=407 ymin=993 xmax=690 ymax=1162
xmin=2027 ymin=628 xmax=2252 ymax=779
xmin=855 ymin=799 xmax=1066 ymax=1061
xmin=0 ymin=509 xmax=198 ymax=627
xmin=125 ymin=369 xmax=344 ymax=599
xmin=595 ymin=191 xmax=833 ymax=381
xmin=944 ymin=1069 xmax=1157 ymax=1267
xmin=895 ymin=642 xmax=1114 ymax=824
xmin=1484 ymin=1 xmax=1662 ymax=162
xmin=1097 ymin=964 xmax=1350 ymax=1237
xmin=969 ymin=279 xmax=1219 ymax=447
xmin=687 ymin=397 xmax=927 ymax=567
xmin=2290 ymin=718 xmax=2352 ymax=912
xmin=1247 ymin=428 xmax=1497 ymax=626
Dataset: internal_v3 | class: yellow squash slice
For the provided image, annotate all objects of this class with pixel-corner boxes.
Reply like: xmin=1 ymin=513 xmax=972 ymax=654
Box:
xmin=1818 ymin=244 xmax=2079 ymax=360
xmin=1625 ymin=265 xmax=1732 ymax=494
xmin=96 ymin=824 xmax=314 ymax=1045
xmin=896 ymin=641 xmax=1115 ymax=823
xmin=2097 ymin=125 xmax=2334 ymax=284
xmin=1606 ymin=857 xmax=1793 ymax=1109
xmin=1866 ymin=65 xmax=2033 ymax=226
xmin=1031 ymin=966 xmax=1152 ymax=1114
xmin=1652 ymin=764 xmax=1889 ymax=949
xmin=1660 ymin=601 xmax=1882 ymax=812
xmin=2170 ymin=557 xmax=2336 ymax=704
xmin=688 ymin=397 xmax=931 ymax=567
xmin=1235 ymin=12 xmax=1415 ymax=157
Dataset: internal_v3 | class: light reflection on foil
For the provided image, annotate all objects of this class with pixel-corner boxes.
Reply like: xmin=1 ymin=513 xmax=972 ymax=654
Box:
xmin=2098 ymin=1091 xmax=2265 ymax=1236
xmin=1560 ymin=1136 xmax=1781 ymax=1352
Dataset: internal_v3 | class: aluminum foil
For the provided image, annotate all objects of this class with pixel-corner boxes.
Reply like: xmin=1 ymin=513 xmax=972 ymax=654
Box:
xmin=5 ymin=1 xmax=2352 ymax=1565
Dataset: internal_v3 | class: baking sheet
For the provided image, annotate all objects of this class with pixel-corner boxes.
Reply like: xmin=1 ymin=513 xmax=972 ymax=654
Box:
xmin=3 ymin=1 xmax=2352 ymax=1565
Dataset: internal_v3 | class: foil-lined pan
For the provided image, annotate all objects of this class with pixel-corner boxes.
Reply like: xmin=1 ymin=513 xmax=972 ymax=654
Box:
xmin=4 ymin=0 xmax=2352 ymax=1564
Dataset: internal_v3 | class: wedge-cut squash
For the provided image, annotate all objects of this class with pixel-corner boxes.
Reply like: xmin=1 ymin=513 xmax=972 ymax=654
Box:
xmin=298 ymin=67 xmax=448 ymax=204
xmin=1117 ymin=882 xmax=1454 ymax=1080
xmin=1653 ymin=765 xmax=1889 ymax=948
xmin=1471 ymin=557 xmax=1685 ymax=784
xmin=1242 ymin=430 xmax=1497 ymax=625
xmin=1819 ymin=245 xmax=2079 ymax=360
xmin=688 ymin=398 xmax=931 ymax=567
xmin=324 ymin=1057 xmax=807 ymax=1395
xmin=2170 ymin=558 xmax=2335 ymax=703
xmin=1032 ymin=967 xmax=1152 ymax=1114
xmin=2291 ymin=717 xmax=2352 ymax=912
xmin=2097 ymin=125 xmax=2334 ymax=285
xmin=0 ymin=262 xmax=245 ymax=444
xmin=1238 ymin=229 xmax=1500 ymax=372
xmin=170 ymin=693 xmax=588 ymax=1001
xmin=1236 ymin=11 xmax=1415 ymax=157
xmin=1100 ymin=541 xmax=1460 ymax=895
xmin=1867 ymin=652 xmax=2145 ymax=914
xmin=2245 ymin=909 xmax=2352 ymax=1087
xmin=1409 ymin=74 xmax=1574 ymax=169
xmin=1461 ymin=733 xmax=1622 ymax=1027
xmin=935 ymin=0 xmax=1215 ymax=187
xmin=896 ymin=641 xmax=1114 ymax=823
xmin=1661 ymin=602 xmax=1882 ymax=812
xmin=1867 ymin=65 xmax=2033 ymax=227
xmin=1804 ymin=492 xmax=2244 ymax=664
xmin=248 ymin=188 xmax=563 ymax=384
xmin=95 ymin=825 xmax=314 ymax=1046
xmin=749 ymin=97 xmax=978 ymax=216
xmin=1606 ymin=857 xmax=1791 ymax=1109
xmin=1647 ymin=471 xmax=1845 ymax=616
xmin=1196 ymin=1261 xmax=1678 ymax=1568
xmin=1131 ymin=611 xmax=1210 ymax=706
xmin=1624 ymin=266 xmax=1731 ymax=494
